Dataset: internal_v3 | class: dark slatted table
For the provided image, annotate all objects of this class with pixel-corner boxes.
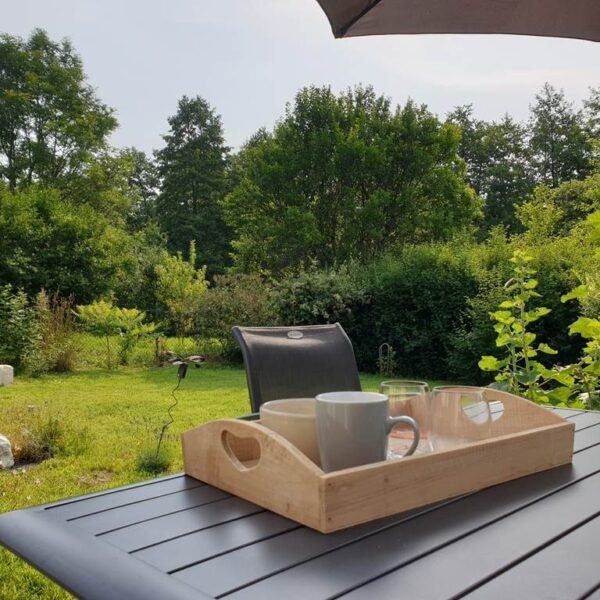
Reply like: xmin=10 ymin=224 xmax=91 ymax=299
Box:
xmin=2 ymin=408 xmax=600 ymax=600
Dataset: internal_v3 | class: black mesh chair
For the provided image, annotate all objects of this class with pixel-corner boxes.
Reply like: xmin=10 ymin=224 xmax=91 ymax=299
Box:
xmin=232 ymin=323 xmax=362 ymax=413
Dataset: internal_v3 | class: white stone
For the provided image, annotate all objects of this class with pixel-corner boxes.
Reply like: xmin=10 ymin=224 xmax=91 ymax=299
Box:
xmin=0 ymin=365 xmax=14 ymax=386
xmin=0 ymin=434 xmax=14 ymax=469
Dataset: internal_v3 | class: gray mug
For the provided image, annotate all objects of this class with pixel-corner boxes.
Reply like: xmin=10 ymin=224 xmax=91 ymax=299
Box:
xmin=315 ymin=391 xmax=420 ymax=472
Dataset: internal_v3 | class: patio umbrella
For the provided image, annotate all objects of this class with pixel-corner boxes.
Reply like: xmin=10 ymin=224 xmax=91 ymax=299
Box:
xmin=315 ymin=0 xmax=600 ymax=42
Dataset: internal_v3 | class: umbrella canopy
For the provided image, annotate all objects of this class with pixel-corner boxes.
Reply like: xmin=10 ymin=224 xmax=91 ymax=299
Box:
xmin=316 ymin=0 xmax=600 ymax=42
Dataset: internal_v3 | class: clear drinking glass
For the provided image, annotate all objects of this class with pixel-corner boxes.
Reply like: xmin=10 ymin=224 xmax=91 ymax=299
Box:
xmin=379 ymin=380 xmax=431 ymax=457
xmin=430 ymin=386 xmax=491 ymax=451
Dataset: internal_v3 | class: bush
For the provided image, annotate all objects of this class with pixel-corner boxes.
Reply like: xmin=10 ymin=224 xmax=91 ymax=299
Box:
xmin=271 ymin=262 xmax=366 ymax=329
xmin=196 ymin=273 xmax=275 ymax=360
xmin=0 ymin=285 xmax=37 ymax=371
xmin=24 ymin=291 xmax=79 ymax=376
xmin=351 ymin=246 xmax=479 ymax=378
xmin=74 ymin=300 xmax=157 ymax=368
xmin=135 ymin=448 xmax=172 ymax=474
xmin=14 ymin=412 xmax=65 ymax=463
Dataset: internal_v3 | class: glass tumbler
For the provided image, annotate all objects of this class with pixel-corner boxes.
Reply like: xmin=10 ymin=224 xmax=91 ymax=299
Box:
xmin=379 ymin=380 xmax=431 ymax=457
xmin=430 ymin=386 xmax=491 ymax=451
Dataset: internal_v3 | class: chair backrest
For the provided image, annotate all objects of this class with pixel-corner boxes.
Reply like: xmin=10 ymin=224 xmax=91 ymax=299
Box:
xmin=232 ymin=323 xmax=362 ymax=412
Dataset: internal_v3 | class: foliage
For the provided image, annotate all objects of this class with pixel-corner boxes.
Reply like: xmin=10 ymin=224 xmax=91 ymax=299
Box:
xmin=124 ymin=148 xmax=160 ymax=230
xmin=478 ymin=250 xmax=561 ymax=401
xmin=0 ymin=184 xmax=142 ymax=302
xmin=155 ymin=95 xmax=231 ymax=274
xmin=561 ymin=287 xmax=600 ymax=409
xmin=24 ymin=291 xmax=79 ymax=376
xmin=196 ymin=273 xmax=275 ymax=359
xmin=135 ymin=447 xmax=171 ymax=475
xmin=584 ymin=86 xmax=600 ymax=140
xmin=155 ymin=241 xmax=208 ymax=338
xmin=350 ymin=245 xmax=479 ymax=377
xmin=446 ymin=229 xmax=515 ymax=382
xmin=478 ymin=237 xmax=599 ymax=407
xmin=529 ymin=83 xmax=594 ymax=188
xmin=0 ymin=285 xmax=36 ymax=371
xmin=448 ymin=106 xmax=534 ymax=234
xmin=0 ymin=29 xmax=116 ymax=191
xmin=517 ymin=169 xmax=600 ymax=237
xmin=114 ymin=308 xmax=157 ymax=366
xmin=111 ymin=223 xmax=168 ymax=312
xmin=270 ymin=261 xmax=366 ymax=329
xmin=75 ymin=300 xmax=156 ymax=368
xmin=16 ymin=414 xmax=65 ymax=463
xmin=223 ymin=85 xmax=481 ymax=272
xmin=74 ymin=300 xmax=121 ymax=368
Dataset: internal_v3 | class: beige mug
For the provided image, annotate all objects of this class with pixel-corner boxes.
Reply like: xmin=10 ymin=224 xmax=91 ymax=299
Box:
xmin=259 ymin=398 xmax=320 ymax=465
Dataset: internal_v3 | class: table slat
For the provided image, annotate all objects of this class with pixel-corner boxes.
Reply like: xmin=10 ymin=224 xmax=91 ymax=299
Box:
xmin=569 ymin=412 xmax=600 ymax=431
xmin=464 ymin=514 xmax=600 ymax=600
xmin=335 ymin=465 xmax=600 ymax=600
xmin=101 ymin=496 xmax=263 ymax=553
xmin=134 ymin=512 xmax=300 ymax=573
xmin=573 ymin=424 xmax=600 ymax=452
xmin=70 ymin=486 xmax=229 ymax=534
xmin=45 ymin=475 xmax=201 ymax=519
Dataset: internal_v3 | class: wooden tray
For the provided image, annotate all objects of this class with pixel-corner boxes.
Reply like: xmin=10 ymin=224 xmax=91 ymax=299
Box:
xmin=182 ymin=390 xmax=574 ymax=533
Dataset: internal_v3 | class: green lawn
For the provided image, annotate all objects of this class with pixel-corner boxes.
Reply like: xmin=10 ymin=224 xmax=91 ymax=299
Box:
xmin=0 ymin=366 xmax=437 ymax=599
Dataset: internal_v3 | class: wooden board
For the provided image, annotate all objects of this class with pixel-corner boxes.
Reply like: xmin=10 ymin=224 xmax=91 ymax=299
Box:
xmin=182 ymin=390 xmax=574 ymax=533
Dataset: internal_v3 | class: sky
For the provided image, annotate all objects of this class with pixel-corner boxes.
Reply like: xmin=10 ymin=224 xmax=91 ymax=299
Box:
xmin=3 ymin=0 xmax=599 ymax=154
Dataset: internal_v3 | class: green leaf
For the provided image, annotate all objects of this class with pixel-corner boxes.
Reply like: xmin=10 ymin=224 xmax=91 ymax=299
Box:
xmin=550 ymin=371 xmax=576 ymax=387
xmin=569 ymin=317 xmax=600 ymax=339
xmin=547 ymin=386 xmax=573 ymax=406
xmin=489 ymin=380 xmax=510 ymax=392
xmin=479 ymin=356 xmax=503 ymax=371
xmin=538 ymin=343 xmax=558 ymax=355
xmin=499 ymin=300 xmax=515 ymax=309
xmin=495 ymin=333 xmax=512 ymax=347
xmin=561 ymin=285 xmax=588 ymax=303
xmin=491 ymin=310 xmax=514 ymax=324
xmin=524 ymin=279 xmax=538 ymax=289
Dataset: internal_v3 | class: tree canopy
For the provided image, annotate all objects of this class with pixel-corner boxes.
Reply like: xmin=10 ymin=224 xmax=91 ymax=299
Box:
xmin=0 ymin=29 xmax=116 ymax=191
xmin=154 ymin=95 xmax=232 ymax=275
xmin=222 ymin=85 xmax=481 ymax=273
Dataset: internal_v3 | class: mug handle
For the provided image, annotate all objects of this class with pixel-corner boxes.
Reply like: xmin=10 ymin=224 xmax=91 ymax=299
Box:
xmin=386 ymin=416 xmax=420 ymax=457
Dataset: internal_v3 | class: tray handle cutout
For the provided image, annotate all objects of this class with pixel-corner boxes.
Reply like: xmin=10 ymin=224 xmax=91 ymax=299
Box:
xmin=221 ymin=429 xmax=261 ymax=471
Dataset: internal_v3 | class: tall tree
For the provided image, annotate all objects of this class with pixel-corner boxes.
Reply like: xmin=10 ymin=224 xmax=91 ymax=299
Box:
xmin=0 ymin=29 xmax=116 ymax=191
xmin=583 ymin=86 xmax=600 ymax=141
xmin=448 ymin=106 xmax=534 ymax=233
xmin=155 ymin=96 xmax=231 ymax=274
xmin=123 ymin=148 xmax=160 ymax=230
xmin=223 ymin=85 xmax=480 ymax=273
xmin=529 ymin=83 xmax=593 ymax=188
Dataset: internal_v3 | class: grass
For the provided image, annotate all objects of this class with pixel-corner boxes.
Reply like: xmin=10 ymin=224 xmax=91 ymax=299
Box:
xmin=0 ymin=366 xmax=444 ymax=599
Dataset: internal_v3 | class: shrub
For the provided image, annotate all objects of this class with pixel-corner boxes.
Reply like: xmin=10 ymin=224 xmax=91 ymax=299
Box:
xmin=0 ymin=285 xmax=37 ymax=371
xmin=479 ymin=247 xmax=600 ymax=408
xmin=16 ymin=413 xmax=65 ymax=463
xmin=135 ymin=447 xmax=171 ymax=474
xmin=351 ymin=246 xmax=478 ymax=378
xmin=24 ymin=291 xmax=79 ymax=376
xmin=270 ymin=261 xmax=366 ymax=329
xmin=75 ymin=300 xmax=156 ymax=368
xmin=155 ymin=241 xmax=208 ymax=339
xmin=196 ymin=273 xmax=275 ymax=360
